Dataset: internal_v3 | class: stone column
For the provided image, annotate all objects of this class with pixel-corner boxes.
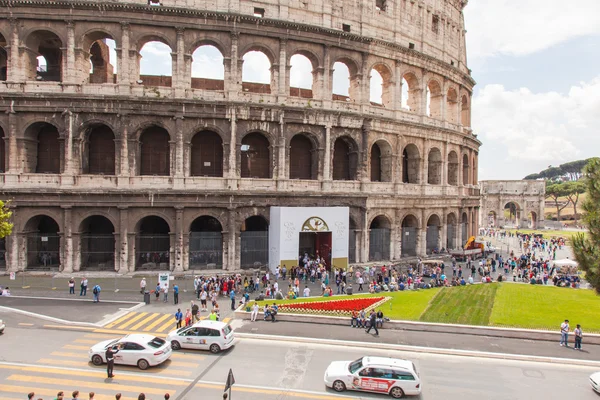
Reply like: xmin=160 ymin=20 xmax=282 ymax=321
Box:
xmin=227 ymin=107 xmax=238 ymax=188
xmin=72 ymin=232 xmax=81 ymax=272
xmin=321 ymin=124 xmax=332 ymax=190
xmin=64 ymin=21 xmax=75 ymax=84
xmin=174 ymin=207 xmax=184 ymax=272
xmin=6 ymin=18 xmax=20 ymax=82
xmin=174 ymin=27 xmax=186 ymax=98
xmin=7 ymin=111 xmax=19 ymax=172
xmin=421 ymin=139 xmax=429 ymax=185
xmin=394 ymin=60 xmax=402 ymax=110
xmin=62 ymin=110 xmax=75 ymax=176
xmin=441 ymin=209 xmax=448 ymax=250
xmin=276 ymin=119 xmax=286 ymax=183
xmin=7 ymin=233 xmax=18 ymax=272
xmin=118 ymin=207 xmax=129 ymax=273
xmin=174 ymin=115 xmax=184 ymax=178
xmin=442 ymin=141 xmax=448 ymax=186
xmin=418 ymin=209 xmax=427 ymax=256
xmin=117 ymin=23 xmax=131 ymax=94
xmin=278 ymin=39 xmax=287 ymax=100
xmin=226 ymin=32 xmax=240 ymax=98
xmin=62 ymin=206 xmax=73 ymax=273
xmin=322 ymin=45 xmax=331 ymax=105
xmin=359 ymin=208 xmax=368 ymax=262
xmin=119 ymin=118 xmax=130 ymax=176
xmin=227 ymin=208 xmax=237 ymax=271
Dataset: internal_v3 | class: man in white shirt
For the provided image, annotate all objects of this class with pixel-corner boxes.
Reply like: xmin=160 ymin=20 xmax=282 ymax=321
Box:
xmin=303 ymin=286 xmax=310 ymax=297
xmin=560 ymin=319 xmax=570 ymax=346
xmin=250 ymin=302 xmax=259 ymax=322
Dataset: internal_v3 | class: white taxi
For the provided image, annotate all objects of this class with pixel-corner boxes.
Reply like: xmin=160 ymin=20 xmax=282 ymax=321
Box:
xmin=167 ymin=320 xmax=234 ymax=354
xmin=89 ymin=334 xmax=171 ymax=370
xmin=591 ymin=371 xmax=600 ymax=393
xmin=324 ymin=356 xmax=421 ymax=398
xmin=0 ymin=318 xmax=4 ymax=334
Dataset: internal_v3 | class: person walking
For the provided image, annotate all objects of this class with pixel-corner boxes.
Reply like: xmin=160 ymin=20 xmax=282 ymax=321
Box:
xmin=68 ymin=277 xmax=75 ymax=294
xmin=175 ymin=308 xmax=183 ymax=329
xmin=229 ymin=289 xmax=236 ymax=310
xmin=163 ymin=285 xmax=169 ymax=303
xmin=574 ymin=324 xmax=583 ymax=350
xmin=173 ymin=284 xmax=179 ymax=305
xmin=140 ymin=278 xmax=146 ymax=294
xmin=250 ymin=302 xmax=259 ymax=322
xmin=106 ymin=343 xmax=119 ymax=378
xmin=155 ymin=283 xmax=161 ymax=301
xmin=92 ymin=284 xmax=101 ymax=303
xmin=365 ymin=310 xmax=379 ymax=336
xmin=560 ymin=319 xmax=570 ymax=346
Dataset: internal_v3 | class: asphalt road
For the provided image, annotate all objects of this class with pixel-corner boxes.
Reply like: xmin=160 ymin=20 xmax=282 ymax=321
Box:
xmin=0 ymin=322 xmax=597 ymax=400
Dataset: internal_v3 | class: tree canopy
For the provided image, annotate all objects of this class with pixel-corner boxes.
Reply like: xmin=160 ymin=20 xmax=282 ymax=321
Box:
xmin=0 ymin=200 xmax=13 ymax=239
xmin=572 ymin=158 xmax=600 ymax=293
xmin=523 ymin=157 xmax=599 ymax=181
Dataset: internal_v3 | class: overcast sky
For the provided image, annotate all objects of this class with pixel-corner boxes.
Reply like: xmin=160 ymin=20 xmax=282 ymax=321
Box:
xmin=100 ymin=0 xmax=600 ymax=181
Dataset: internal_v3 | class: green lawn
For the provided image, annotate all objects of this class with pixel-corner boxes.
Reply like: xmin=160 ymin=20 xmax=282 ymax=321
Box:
xmin=490 ymin=284 xmax=600 ymax=333
xmin=252 ymin=289 xmax=440 ymax=321
xmin=420 ymin=284 xmax=499 ymax=325
xmin=505 ymin=228 xmax=585 ymax=242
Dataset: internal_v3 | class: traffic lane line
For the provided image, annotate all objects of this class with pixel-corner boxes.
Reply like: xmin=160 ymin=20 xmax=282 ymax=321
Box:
xmin=34 ymin=359 xmax=192 ymax=376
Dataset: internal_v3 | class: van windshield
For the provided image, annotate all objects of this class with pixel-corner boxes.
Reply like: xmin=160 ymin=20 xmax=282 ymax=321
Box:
xmin=349 ymin=358 xmax=363 ymax=374
xmin=223 ymin=325 xmax=232 ymax=335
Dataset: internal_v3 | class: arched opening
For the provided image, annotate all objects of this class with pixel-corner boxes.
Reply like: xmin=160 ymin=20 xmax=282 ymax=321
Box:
xmin=332 ymin=136 xmax=358 ymax=181
xmin=84 ymin=32 xmax=117 ymax=84
xmin=461 ymin=95 xmax=470 ymax=126
xmin=0 ymin=33 xmax=7 ymax=81
xmin=0 ymin=238 xmax=5 ymax=268
xmin=289 ymin=134 xmax=316 ymax=180
xmin=426 ymin=214 xmax=441 ymax=254
xmin=139 ymin=126 xmax=170 ymax=176
xmin=348 ymin=217 xmax=357 ymax=264
xmin=446 ymin=88 xmax=458 ymax=123
xmin=241 ymin=132 xmax=270 ymax=178
xmin=82 ymin=124 xmax=115 ymax=175
xmin=79 ymin=216 xmax=115 ymax=270
xmin=139 ymin=41 xmax=172 ymax=87
xmin=446 ymin=213 xmax=457 ymax=250
xmin=24 ymin=123 xmax=61 ymax=174
xmin=487 ymin=211 xmax=497 ymax=227
xmin=447 ymin=151 xmax=458 ymax=186
xmin=370 ymin=69 xmax=383 ymax=105
xmin=427 ymin=148 xmax=443 ymax=185
xmin=370 ymin=64 xmax=393 ymax=107
xmin=402 ymin=144 xmax=420 ymax=184
xmin=189 ymin=216 xmax=223 ymax=269
xmin=191 ymin=45 xmax=225 ymax=90
xmin=503 ymin=202 xmax=520 ymax=227
xmin=136 ymin=216 xmax=170 ymax=270
xmin=370 ymin=140 xmax=393 ymax=182
xmin=289 ymin=53 xmax=314 ymax=98
xmin=25 ymin=215 xmax=60 ymax=270
xmin=426 ymin=80 xmax=442 ymax=119
xmin=401 ymin=215 xmax=418 ymax=257
xmin=241 ymin=215 xmax=269 ymax=268
xmin=190 ymin=131 xmax=223 ymax=177
xmin=25 ymin=30 xmax=63 ymax=81
xmin=332 ymin=61 xmax=351 ymax=101
xmin=242 ymin=50 xmax=272 ymax=94
xmin=0 ymin=127 xmax=5 ymax=172
xmin=462 ymin=154 xmax=470 ymax=185
xmin=401 ymin=73 xmax=420 ymax=112
xmin=461 ymin=212 xmax=468 ymax=245
xmin=369 ymin=215 xmax=391 ymax=261
xmin=529 ymin=211 xmax=538 ymax=229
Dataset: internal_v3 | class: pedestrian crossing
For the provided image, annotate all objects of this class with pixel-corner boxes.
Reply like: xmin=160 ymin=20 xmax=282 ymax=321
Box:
xmin=102 ymin=311 xmax=231 ymax=335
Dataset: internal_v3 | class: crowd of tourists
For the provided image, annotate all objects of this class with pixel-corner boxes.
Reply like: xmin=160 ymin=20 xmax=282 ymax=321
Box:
xmin=26 ymin=391 xmax=174 ymax=400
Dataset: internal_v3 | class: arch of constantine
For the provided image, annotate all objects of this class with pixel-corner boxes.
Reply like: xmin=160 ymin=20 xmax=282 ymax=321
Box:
xmin=479 ymin=181 xmax=546 ymax=229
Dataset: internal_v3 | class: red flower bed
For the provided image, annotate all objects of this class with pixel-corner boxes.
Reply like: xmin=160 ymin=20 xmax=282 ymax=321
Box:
xmin=278 ymin=297 xmax=386 ymax=314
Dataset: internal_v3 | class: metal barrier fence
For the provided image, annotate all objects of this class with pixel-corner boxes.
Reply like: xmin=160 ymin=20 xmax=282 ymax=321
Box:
xmin=26 ymin=233 xmax=60 ymax=270
xmin=369 ymin=228 xmax=390 ymax=261
xmin=240 ymin=231 xmax=268 ymax=269
xmin=401 ymin=227 xmax=417 ymax=257
xmin=189 ymin=232 xmax=223 ymax=269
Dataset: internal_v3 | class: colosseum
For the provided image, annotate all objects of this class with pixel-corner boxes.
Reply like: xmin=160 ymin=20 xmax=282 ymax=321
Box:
xmin=0 ymin=0 xmax=480 ymax=274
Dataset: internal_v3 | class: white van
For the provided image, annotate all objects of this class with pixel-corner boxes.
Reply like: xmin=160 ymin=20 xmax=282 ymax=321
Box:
xmin=167 ymin=320 xmax=234 ymax=354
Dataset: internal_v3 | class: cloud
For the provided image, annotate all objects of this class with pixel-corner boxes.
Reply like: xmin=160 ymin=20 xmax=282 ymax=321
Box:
xmin=474 ymin=77 xmax=600 ymax=179
xmin=465 ymin=0 xmax=600 ymax=59
xmin=140 ymin=41 xmax=172 ymax=75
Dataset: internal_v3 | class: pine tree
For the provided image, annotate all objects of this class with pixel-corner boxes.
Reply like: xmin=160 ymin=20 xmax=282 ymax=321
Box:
xmin=572 ymin=158 xmax=600 ymax=293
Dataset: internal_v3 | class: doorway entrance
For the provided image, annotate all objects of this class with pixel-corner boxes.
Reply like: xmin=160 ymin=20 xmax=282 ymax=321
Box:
xmin=299 ymin=231 xmax=332 ymax=270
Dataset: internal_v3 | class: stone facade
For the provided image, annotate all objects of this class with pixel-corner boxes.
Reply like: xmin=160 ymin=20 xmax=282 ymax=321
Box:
xmin=479 ymin=181 xmax=546 ymax=229
xmin=0 ymin=0 xmax=480 ymax=273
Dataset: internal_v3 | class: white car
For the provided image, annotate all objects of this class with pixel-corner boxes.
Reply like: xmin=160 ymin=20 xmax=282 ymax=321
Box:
xmin=167 ymin=320 xmax=234 ymax=354
xmin=0 ymin=318 xmax=4 ymax=334
xmin=324 ymin=356 xmax=421 ymax=399
xmin=89 ymin=334 xmax=171 ymax=370
xmin=591 ymin=372 xmax=600 ymax=393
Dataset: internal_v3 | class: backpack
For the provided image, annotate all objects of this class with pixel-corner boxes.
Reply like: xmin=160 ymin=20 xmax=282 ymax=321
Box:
xmin=93 ymin=286 xmax=99 ymax=295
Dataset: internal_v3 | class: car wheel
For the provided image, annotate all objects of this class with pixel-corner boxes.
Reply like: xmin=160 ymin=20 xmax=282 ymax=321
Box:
xmin=137 ymin=359 xmax=149 ymax=370
xmin=389 ymin=387 xmax=404 ymax=399
xmin=171 ymin=340 xmax=181 ymax=350
xmin=91 ymin=355 xmax=103 ymax=366
xmin=209 ymin=343 xmax=221 ymax=354
xmin=332 ymin=380 xmax=346 ymax=392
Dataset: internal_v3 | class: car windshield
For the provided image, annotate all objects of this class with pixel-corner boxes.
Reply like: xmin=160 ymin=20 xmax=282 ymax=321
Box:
xmin=349 ymin=358 xmax=363 ymax=374
xmin=176 ymin=326 xmax=188 ymax=334
xmin=103 ymin=339 xmax=119 ymax=349
xmin=222 ymin=325 xmax=232 ymax=335
xmin=147 ymin=337 xmax=166 ymax=349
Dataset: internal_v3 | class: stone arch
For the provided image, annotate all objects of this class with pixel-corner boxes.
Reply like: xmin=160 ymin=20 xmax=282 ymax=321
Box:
xmin=447 ymin=150 xmax=459 ymax=186
xmin=190 ymin=130 xmax=224 ymax=177
xmin=241 ymin=45 xmax=274 ymax=94
xmin=503 ymin=201 xmax=521 ymax=227
xmin=462 ymin=153 xmax=470 ymax=185
xmin=0 ymin=32 xmax=7 ymax=81
xmin=332 ymin=56 xmax=360 ymax=101
xmin=23 ymin=29 xmax=64 ymax=81
xmin=189 ymin=38 xmax=228 ymax=58
xmin=23 ymin=122 xmax=61 ymax=174
xmin=289 ymin=53 xmax=314 ymax=97
xmin=332 ymin=135 xmax=359 ymax=181
xmin=426 ymin=214 xmax=441 ymax=254
xmin=426 ymin=79 xmax=443 ymax=119
xmin=81 ymin=30 xmax=118 ymax=84
xmin=241 ymin=131 xmax=271 ymax=179
xmin=189 ymin=215 xmax=223 ymax=269
xmin=134 ymin=33 xmax=174 ymax=53
xmin=401 ymin=214 xmax=419 ymax=257
xmin=402 ymin=143 xmax=420 ymax=184
xmin=446 ymin=87 xmax=459 ymax=123
xmin=241 ymin=215 xmax=269 ymax=268
xmin=24 ymin=215 xmax=61 ymax=270
xmin=461 ymin=94 xmax=471 ymax=126
xmin=139 ymin=126 xmax=170 ymax=176
xmin=136 ymin=35 xmax=173 ymax=87
xmin=369 ymin=62 xmax=394 ymax=107
xmin=528 ymin=211 xmax=538 ymax=229
xmin=446 ymin=212 xmax=457 ymax=249
xmin=401 ymin=71 xmax=420 ymax=112
xmin=427 ymin=147 xmax=443 ymax=185
xmin=79 ymin=215 xmax=115 ymax=271
xmin=370 ymin=139 xmax=393 ymax=182
xmin=135 ymin=215 xmax=171 ymax=270
xmin=191 ymin=43 xmax=225 ymax=90
xmin=81 ymin=123 xmax=116 ymax=175
xmin=289 ymin=133 xmax=317 ymax=180
xmin=369 ymin=214 xmax=391 ymax=261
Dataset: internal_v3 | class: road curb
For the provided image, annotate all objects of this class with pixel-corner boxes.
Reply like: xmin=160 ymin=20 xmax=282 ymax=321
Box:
xmin=235 ymin=332 xmax=600 ymax=368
